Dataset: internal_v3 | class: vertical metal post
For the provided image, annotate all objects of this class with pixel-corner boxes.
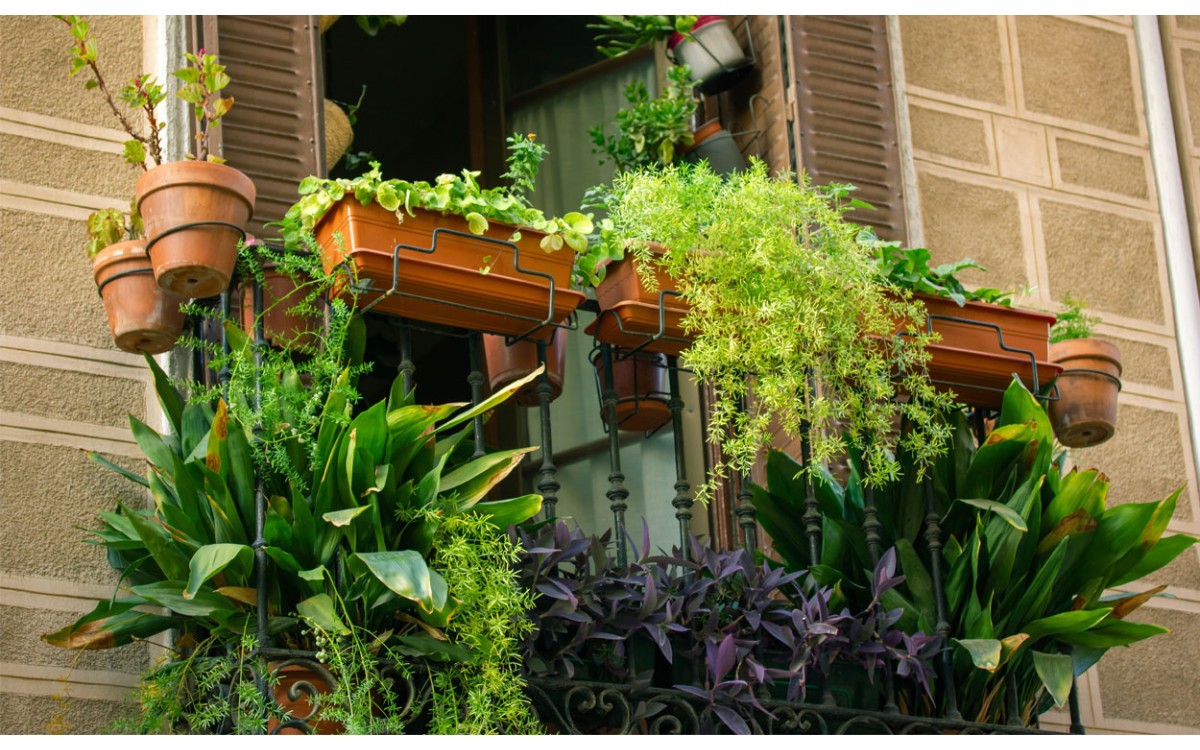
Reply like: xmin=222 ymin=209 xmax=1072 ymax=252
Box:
xmin=467 ymin=332 xmax=486 ymax=459
xmin=601 ymin=345 xmax=630 ymax=567
xmin=735 ymin=469 xmax=758 ymax=555
xmin=666 ymin=356 xmax=693 ymax=552
xmin=1067 ymin=644 xmax=1085 ymax=734
xmin=859 ymin=454 xmax=897 ymax=713
xmin=249 ymin=269 xmax=271 ymax=731
xmin=1005 ymin=669 xmax=1023 ymax=727
xmin=799 ymin=421 xmax=822 ymax=567
xmin=397 ymin=319 xmax=415 ymax=398
xmin=924 ymin=475 xmax=961 ymax=720
xmin=218 ymin=289 xmax=232 ymax=388
xmin=536 ymin=339 xmax=560 ymax=520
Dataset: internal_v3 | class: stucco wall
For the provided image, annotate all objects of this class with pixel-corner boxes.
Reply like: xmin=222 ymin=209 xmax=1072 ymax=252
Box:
xmin=0 ymin=15 xmax=158 ymax=733
xmin=896 ymin=14 xmax=1200 ymax=734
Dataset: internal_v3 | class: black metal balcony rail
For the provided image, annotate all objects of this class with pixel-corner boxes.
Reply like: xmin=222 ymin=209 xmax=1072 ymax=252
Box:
xmin=184 ymin=246 xmax=1080 ymax=734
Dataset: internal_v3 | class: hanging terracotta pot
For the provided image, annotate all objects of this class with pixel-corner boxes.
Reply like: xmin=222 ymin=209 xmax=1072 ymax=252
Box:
xmin=482 ymin=327 xmax=567 ymax=407
xmin=136 ymin=160 xmax=256 ymax=300
xmin=682 ymin=118 xmax=745 ymax=176
xmin=239 ymin=263 xmax=322 ymax=350
xmin=92 ymin=240 xmax=185 ymax=354
xmin=314 ymin=199 xmax=584 ymax=338
xmin=593 ymin=351 xmax=671 ymax=433
xmin=1048 ymin=338 xmax=1122 ymax=448
xmin=588 ymin=244 xmax=692 ymax=357
xmin=668 ymin=16 xmax=754 ymax=95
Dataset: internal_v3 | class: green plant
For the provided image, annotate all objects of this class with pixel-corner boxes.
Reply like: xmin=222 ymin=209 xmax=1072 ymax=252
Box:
xmin=751 ymin=378 xmax=1197 ymax=724
xmin=59 ymin=16 xmax=233 ymax=165
xmin=597 ymin=160 xmax=954 ymax=495
xmin=428 ymin=513 xmax=539 ymax=734
xmin=589 ymin=15 xmax=698 ymax=57
xmin=279 ymin=133 xmax=601 ymax=283
xmin=590 ymin=64 xmax=697 ymax=174
xmin=85 ymin=204 xmax=143 ymax=258
xmin=1049 ymin=294 xmax=1100 ymax=344
xmin=354 ymin=15 xmax=407 ymax=36
xmin=869 ymin=240 xmax=1013 ymax=307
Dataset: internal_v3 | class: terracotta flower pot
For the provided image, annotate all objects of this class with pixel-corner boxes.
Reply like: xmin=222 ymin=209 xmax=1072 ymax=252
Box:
xmin=267 ymin=662 xmax=341 ymax=735
xmin=239 ymin=264 xmax=321 ymax=350
xmin=668 ymin=16 xmax=754 ymax=95
xmin=482 ymin=327 xmax=567 ymax=407
xmin=593 ymin=352 xmax=671 ymax=433
xmin=136 ymin=160 xmax=256 ymax=299
xmin=314 ymin=199 xmax=584 ymax=338
xmin=92 ymin=240 xmax=186 ymax=354
xmin=589 ymin=245 xmax=692 ymax=357
xmin=1048 ymin=338 xmax=1122 ymax=448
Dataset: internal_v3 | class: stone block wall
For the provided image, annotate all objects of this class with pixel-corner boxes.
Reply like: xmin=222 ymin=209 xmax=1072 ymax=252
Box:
xmin=896 ymin=15 xmax=1200 ymax=734
xmin=0 ymin=15 xmax=158 ymax=733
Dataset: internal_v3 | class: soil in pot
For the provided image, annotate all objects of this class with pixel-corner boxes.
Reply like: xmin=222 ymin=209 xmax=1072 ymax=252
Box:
xmin=1048 ymin=338 xmax=1122 ymax=448
xmin=136 ymin=160 xmax=256 ymax=299
xmin=482 ymin=327 xmax=567 ymax=407
xmin=92 ymin=240 xmax=186 ymax=354
xmin=593 ymin=352 xmax=671 ymax=433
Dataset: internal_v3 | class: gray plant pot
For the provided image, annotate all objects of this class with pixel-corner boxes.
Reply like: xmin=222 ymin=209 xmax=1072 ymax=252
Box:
xmin=682 ymin=121 xmax=746 ymax=176
xmin=669 ymin=17 xmax=754 ymax=95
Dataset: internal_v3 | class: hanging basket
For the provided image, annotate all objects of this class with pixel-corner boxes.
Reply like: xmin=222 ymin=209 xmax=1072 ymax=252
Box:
xmin=323 ymin=99 xmax=354 ymax=172
xmin=1048 ymin=338 xmax=1122 ymax=448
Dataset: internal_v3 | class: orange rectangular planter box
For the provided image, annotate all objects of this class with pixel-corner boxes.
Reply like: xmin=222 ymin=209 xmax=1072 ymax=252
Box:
xmin=589 ymin=247 xmax=692 ymax=356
xmin=907 ymin=294 xmax=1060 ymax=408
xmin=314 ymin=199 xmax=584 ymax=337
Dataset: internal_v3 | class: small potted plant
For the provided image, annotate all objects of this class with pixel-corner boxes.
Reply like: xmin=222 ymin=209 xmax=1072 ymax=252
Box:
xmin=87 ymin=206 xmax=186 ymax=354
xmin=590 ymin=15 xmax=754 ymax=95
xmin=1047 ymin=294 xmax=1122 ymax=447
xmin=280 ymin=134 xmax=591 ymax=339
xmin=61 ymin=16 xmax=255 ymax=300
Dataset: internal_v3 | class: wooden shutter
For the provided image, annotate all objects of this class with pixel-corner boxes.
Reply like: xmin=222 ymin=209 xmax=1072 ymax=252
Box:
xmin=196 ymin=16 xmax=325 ymax=239
xmin=787 ymin=15 xmax=907 ymax=241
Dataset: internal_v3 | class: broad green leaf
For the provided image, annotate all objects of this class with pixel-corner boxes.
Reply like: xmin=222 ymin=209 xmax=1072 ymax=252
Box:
xmin=129 ymin=416 xmax=175 ymax=471
xmin=416 ymin=569 xmax=458 ymax=628
xmin=1058 ymin=619 xmax=1168 ymax=649
xmin=122 ymin=503 xmax=189 ymax=581
xmin=1110 ymin=534 xmax=1197 ymax=588
xmin=354 ymin=550 xmax=435 ymax=613
xmin=41 ymin=598 xmax=178 ymax=650
xmin=959 ymin=498 xmax=1028 ymax=531
xmin=1107 ymin=585 xmax=1167 ymax=620
xmin=1023 ymin=608 xmax=1112 ymax=641
xmin=443 ymin=447 xmax=536 ymax=510
xmin=435 ymin=366 xmax=544 ymax=434
xmin=184 ymin=543 xmax=252 ymax=599
xmin=1108 ymin=488 xmax=1184 ymax=584
xmin=1043 ymin=469 xmax=1102 ymax=531
xmin=87 ymin=451 xmax=148 ymax=488
xmin=143 ymin=354 xmax=183 ymax=436
xmin=323 ymin=506 xmax=370 ymax=528
xmin=955 ymin=638 xmax=1002 ymax=672
xmin=1008 ymin=540 xmax=1067 ymax=631
xmin=1032 ymin=650 xmax=1073 ymax=707
xmin=1036 ymin=508 xmax=1097 ymax=556
xmin=296 ymin=593 xmax=350 ymax=635
xmin=894 ymin=538 xmax=935 ymax=629
xmin=473 ymin=493 xmax=543 ymax=527
xmin=134 ymin=580 xmax=239 ymax=618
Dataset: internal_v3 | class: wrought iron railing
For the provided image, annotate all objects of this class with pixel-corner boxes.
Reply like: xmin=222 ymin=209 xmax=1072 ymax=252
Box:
xmin=183 ymin=237 xmax=1079 ymax=734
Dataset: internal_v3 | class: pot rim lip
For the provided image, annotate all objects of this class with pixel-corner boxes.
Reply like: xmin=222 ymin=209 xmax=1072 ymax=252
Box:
xmin=135 ymin=159 xmax=256 ymax=207
xmin=1049 ymin=337 xmax=1123 ymax=368
xmin=669 ymin=15 xmax=726 ymax=49
xmin=911 ymin=291 xmax=1058 ymax=324
xmin=92 ymin=239 xmax=149 ymax=273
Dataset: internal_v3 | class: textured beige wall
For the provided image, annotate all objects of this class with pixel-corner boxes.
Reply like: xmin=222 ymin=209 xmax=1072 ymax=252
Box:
xmin=0 ymin=15 xmax=158 ymax=732
xmin=898 ymin=14 xmax=1200 ymax=735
